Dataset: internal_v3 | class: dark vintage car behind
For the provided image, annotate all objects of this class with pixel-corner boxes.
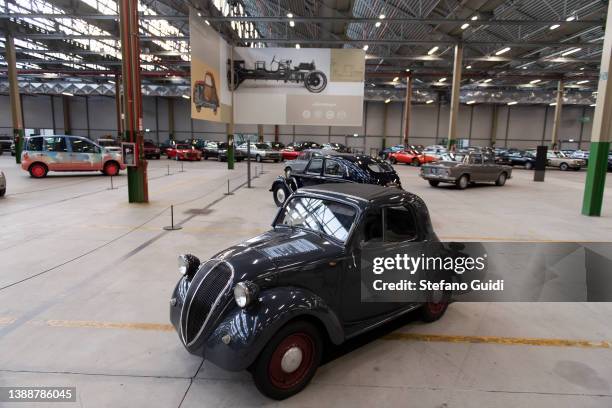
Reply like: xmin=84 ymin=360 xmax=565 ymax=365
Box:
xmin=421 ymin=150 xmax=512 ymax=189
xmin=169 ymin=184 xmax=449 ymax=400
xmin=496 ymin=150 xmax=536 ymax=169
xmin=270 ymin=152 xmax=401 ymax=206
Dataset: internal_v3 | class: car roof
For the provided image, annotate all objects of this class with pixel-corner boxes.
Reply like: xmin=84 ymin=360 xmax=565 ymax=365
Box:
xmin=298 ymin=184 xmax=413 ymax=207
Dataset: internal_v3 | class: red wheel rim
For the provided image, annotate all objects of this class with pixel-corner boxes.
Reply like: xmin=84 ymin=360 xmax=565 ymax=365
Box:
xmin=31 ymin=165 xmax=45 ymax=177
xmin=107 ymin=163 xmax=119 ymax=176
xmin=426 ymin=302 xmax=446 ymax=315
xmin=268 ymin=333 xmax=315 ymax=390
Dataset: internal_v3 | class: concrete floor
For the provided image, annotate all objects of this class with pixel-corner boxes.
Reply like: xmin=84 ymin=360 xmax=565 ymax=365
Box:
xmin=1 ymin=154 xmax=612 ymax=407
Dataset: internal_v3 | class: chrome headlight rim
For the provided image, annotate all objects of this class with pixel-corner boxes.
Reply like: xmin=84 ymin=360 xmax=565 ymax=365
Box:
xmin=234 ymin=281 xmax=258 ymax=308
xmin=178 ymin=253 xmax=201 ymax=280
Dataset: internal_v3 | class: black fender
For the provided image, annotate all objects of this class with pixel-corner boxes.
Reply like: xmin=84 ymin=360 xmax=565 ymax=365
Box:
xmin=269 ymin=176 xmax=299 ymax=193
xmin=204 ymin=286 xmax=344 ymax=371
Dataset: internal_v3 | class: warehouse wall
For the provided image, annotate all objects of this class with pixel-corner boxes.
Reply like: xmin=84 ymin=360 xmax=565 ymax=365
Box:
xmin=0 ymin=94 xmax=595 ymax=151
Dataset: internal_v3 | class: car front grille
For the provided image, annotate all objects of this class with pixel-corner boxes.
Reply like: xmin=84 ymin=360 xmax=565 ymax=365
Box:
xmin=181 ymin=261 xmax=233 ymax=346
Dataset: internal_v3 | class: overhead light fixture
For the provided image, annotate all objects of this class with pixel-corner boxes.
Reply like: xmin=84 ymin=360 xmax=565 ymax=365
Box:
xmin=61 ymin=92 xmax=73 ymax=96
xmin=295 ymin=44 xmax=300 ymax=49
xmin=579 ymin=67 xmax=585 ymax=70
xmin=379 ymin=14 xmax=385 ymax=19
xmin=461 ymin=23 xmax=469 ymax=30
xmin=566 ymin=16 xmax=576 ymax=21
xmin=495 ymin=47 xmax=511 ymax=55
xmin=353 ymin=133 xmax=359 ymax=137
xmin=507 ymin=101 xmax=517 ymax=105
xmin=405 ymin=68 xmax=410 ymax=72
xmin=108 ymin=80 xmax=115 ymax=84
xmin=426 ymin=99 xmax=434 ymax=104
xmin=529 ymin=79 xmax=541 ymax=84
xmin=593 ymin=91 xmax=598 ymax=94
xmin=205 ymin=20 xmax=210 ymax=25
xmin=522 ymin=66 xmax=528 ymax=69
xmin=384 ymin=98 xmax=391 ymax=104
xmin=561 ymin=48 xmax=581 ymax=56
xmin=483 ymin=78 xmax=492 ymax=83
xmin=197 ymin=12 xmax=202 ymax=17
xmin=375 ymin=21 xmax=381 ymax=27
xmin=466 ymin=65 xmax=472 ymax=69
xmin=549 ymin=24 xmax=560 ymax=30
xmin=289 ymin=20 xmax=295 ymax=27
xmin=286 ymin=12 xmax=293 ymax=18
xmin=182 ymin=95 xmax=190 ymax=99
xmin=576 ymin=80 xmax=589 ymax=84
xmin=439 ymin=77 xmax=447 ymax=82
xmin=590 ymin=103 xmax=596 ymax=106
xmin=393 ymin=76 xmax=399 ymax=82
xmin=549 ymin=102 xmax=557 ymax=106
xmin=471 ymin=15 xmax=478 ymax=21
xmin=363 ymin=44 xmax=369 ymax=51
xmin=427 ymin=46 xmax=439 ymax=55
xmin=466 ymin=100 xmax=476 ymax=105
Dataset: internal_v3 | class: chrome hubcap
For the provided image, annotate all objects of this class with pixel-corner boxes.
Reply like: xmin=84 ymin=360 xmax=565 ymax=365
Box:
xmin=276 ymin=188 xmax=286 ymax=203
xmin=280 ymin=346 xmax=303 ymax=373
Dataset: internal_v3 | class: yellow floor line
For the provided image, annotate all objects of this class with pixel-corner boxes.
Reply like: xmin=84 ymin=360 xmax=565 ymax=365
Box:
xmin=383 ymin=332 xmax=611 ymax=349
xmin=44 ymin=320 xmax=174 ymax=332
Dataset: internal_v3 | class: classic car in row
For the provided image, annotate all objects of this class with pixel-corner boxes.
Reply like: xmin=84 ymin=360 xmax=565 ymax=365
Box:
xmin=170 ymin=184 xmax=449 ymax=400
xmin=0 ymin=170 xmax=5 ymax=197
xmin=495 ymin=150 xmax=536 ymax=169
xmin=201 ymin=141 xmax=246 ymax=162
xmin=237 ymin=142 xmax=282 ymax=162
xmin=271 ymin=151 xmax=401 ymax=206
xmin=388 ymin=148 xmax=436 ymax=166
xmin=166 ymin=144 xmax=203 ymax=161
xmin=143 ymin=140 xmax=162 ymax=159
xmin=420 ymin=150 xmax=512 ymax=189
xmin=20 ymin=135 xmax=126 ymax=178
xmin=280 ymin=141 xmax=322 ymax=161
xmin=545 ymin=151 xmax=584 ymax=171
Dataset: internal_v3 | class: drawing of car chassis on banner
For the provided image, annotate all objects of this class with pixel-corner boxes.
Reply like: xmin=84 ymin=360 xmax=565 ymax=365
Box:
xmin=193 ymin=71 xmax=220 ymax=114
xmin=227 ymin=57 xmax=327 ymax=93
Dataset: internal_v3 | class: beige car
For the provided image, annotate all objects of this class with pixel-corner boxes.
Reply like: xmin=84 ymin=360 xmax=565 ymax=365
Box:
xmin=546 ymin=151 xmax=584 ymax=171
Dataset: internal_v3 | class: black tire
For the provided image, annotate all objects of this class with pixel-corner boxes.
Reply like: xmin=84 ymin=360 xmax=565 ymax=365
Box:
xmin=560 ymin=162 xmax=569 ymax=171
xmin=411 ymin=158 xmax=420 ymax=167
xmin=0 ymin=188 xmax=5 ymax=197
xmin=573 ymin=167 xmax=581 ymax=171
xmin=456 ymin=174 xmax=469 ymax=190
xmin=525 ymin=161 xmax=533 ymax=170
xmin=304 ymin=70 xmax=327 ymax=93
xmin=420 ymin=302 xmax=449 ymax=323
xmin=389 ymin=157 xmax=397 ymax=165
xmin=495 ymin=172 xmax=507 ymax=186
xmin=273 ymin=183 xmax=290 ymax=207
xmin=203 ymin=155 xmax=208 ymax=160
xmin=29 ymin=162 xmax=48 ymax=178
xmin=256 ymin=154 xmax=262 ymax=163
xmin=251 ymin=321 xmax=322 ymax=400
xmin=103 ymin=161 xmax=120 ymax=176
xmin=428 ymin=180 xmax=440 ymax=187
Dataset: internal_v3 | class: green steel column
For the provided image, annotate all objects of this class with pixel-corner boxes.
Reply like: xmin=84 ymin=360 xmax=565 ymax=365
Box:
xmin=447 ymin=44 xmax=463 ymax=150
xmin=582 ymin=1 xmax=612 ymax=216
xmin=5 ymin=34 xmax=24 ymax=163
xmin=550 ymin=80 xmax=564 ymax=150
xmin=402 ymin=75 xmax=412 ymax=146
xmin=227 ymin=44 xmax=235 ymax=169
xmin=119 ymin=0 xmax=148 ymax=203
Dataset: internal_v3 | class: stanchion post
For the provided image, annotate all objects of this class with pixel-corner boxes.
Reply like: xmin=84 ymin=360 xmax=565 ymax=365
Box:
xmin=224 ymin=179 xmax=233 ymax=195
xmin=167 ymin=164 xmax=170 ymax=176
xmin=163 ymin=205 xmax=183 ymax=231
xmin=247 ymin=141 xmax=252 ymax=188
xmin=180 ymin=161 xmax=184 ymax=173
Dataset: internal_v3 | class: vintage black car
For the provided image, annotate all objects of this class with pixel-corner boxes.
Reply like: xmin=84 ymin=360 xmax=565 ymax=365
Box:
xmin=228 ymin=57 xmax=327 ymax=93
xmin=169 ymin=184 xmax=449 ymax=400
xmin=496 ymin=150 xmax=536 ymax=169
xmin=270 ymin=152 xmax=401 ymax=206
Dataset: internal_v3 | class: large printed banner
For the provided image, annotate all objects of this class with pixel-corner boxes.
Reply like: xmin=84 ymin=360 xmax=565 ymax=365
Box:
xmin=189 ymin=9 xmax=365 ymax=126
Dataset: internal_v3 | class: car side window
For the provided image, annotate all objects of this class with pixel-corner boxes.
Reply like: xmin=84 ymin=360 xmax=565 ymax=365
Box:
xmin=483 ymin=153 xmax=495 ymax=164
xmin=26 ymin=137 xmax=43 ymax=151
xmin=44 ymin=137 xmax=68 ymax=152
xmin=469 ymin=154 xmax=482 ymax=164
xmin=385 ymin=206 xmax=418 ymax=242
xmin=306 ymin=158 xmax=323 ymax=175
xmin=324 ymin=159 xmax=345 ymax=177
xmin=70 ymin=138 xmax=98 ymax=153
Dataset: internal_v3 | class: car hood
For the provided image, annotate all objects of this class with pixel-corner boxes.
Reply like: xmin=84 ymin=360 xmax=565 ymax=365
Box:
xmin=211 ymin=228 xmax=342 ymax=282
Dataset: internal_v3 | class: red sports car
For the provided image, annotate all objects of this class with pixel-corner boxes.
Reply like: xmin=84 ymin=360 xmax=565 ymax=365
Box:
xmin=280 ymin=147 xmax=300 ymax=161
xmin=388 ymin=149 xmax=436 ymax=166
xmin=166 ymin=144 xmax=202 ymax=161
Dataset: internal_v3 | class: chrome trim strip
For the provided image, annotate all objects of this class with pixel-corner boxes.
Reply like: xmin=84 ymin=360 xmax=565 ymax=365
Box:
xmin=179 ymin=259 xmax=218 ymax=345
xmin=345 ymin=304 xmax=421 ymax=339
xmin=185 ymin=259 xmax=235 ymax=348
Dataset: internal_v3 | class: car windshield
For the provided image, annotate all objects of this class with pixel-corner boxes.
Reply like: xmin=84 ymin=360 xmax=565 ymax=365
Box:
xmin=98 ymin=140 xmax=118 ymax=147
xmin=360 ymin=157 xmax=393 ymax=173
xmin=276 ymin=197 xmax=356 ymax=243
xmin=255 ymin=143 xmax=269 ymax=149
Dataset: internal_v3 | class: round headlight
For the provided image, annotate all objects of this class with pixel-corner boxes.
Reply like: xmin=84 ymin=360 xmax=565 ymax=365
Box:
xmin=178 ymin=255 xmax=189 ymax=275
xmin=178 ymin=254 xmax=201 ymax=280
xmin=234 ymin=281 xmax=257 ymax=308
